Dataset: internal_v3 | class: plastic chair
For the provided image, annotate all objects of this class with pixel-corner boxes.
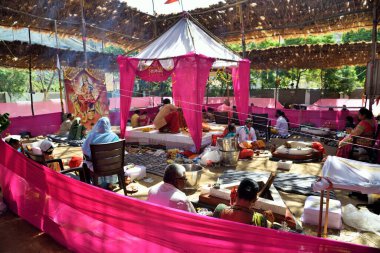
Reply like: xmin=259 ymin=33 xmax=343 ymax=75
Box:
xmin=251 ymin=113 xmax=271 ymax=142
xmin=87 ymin=140 xmax=127 ymax=195
xmin=25 ymin=150 xmax=86 ymax=182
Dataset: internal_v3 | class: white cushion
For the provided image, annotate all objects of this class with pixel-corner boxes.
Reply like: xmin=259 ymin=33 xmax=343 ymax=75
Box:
xmin=301 ymin=195 xmax=342 ymax=229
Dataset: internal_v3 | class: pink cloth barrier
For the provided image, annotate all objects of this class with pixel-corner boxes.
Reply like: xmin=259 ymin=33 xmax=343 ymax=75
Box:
xmin=205 ymin=97 xmax=283 ymax=109
xmin=3 ymin=113 xmax=61 ymax=137
xmin=309 ymin=99 xmax=365 ymax=110
xmin=251 ymin=107 xmax=356 ymax=130
xmin=0 ymin=140 xmax=378 ymax=253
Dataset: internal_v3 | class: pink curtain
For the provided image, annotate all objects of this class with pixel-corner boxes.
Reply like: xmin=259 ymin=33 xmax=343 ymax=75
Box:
xmin=172 ymin=54 xmax=215 ymax=151
xmin=117 ymin=56 xmax=139 ymax=138
xmin=232 ymin=59 xmax=251 ymax=125
xmin=1 ymin=141 xmax=378 ymax=253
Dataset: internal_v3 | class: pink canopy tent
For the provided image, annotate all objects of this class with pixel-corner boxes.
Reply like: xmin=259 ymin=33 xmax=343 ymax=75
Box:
xmin=118 ymin=17 xmax=250 ymax=151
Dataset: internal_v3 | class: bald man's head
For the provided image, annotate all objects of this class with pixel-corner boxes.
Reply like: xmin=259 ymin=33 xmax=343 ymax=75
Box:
xmin=163 ymin=164 xmax=187 ymax=190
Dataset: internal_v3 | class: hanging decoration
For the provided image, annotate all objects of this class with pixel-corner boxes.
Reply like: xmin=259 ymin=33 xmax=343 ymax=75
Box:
xmin=137 ymin=60 xmax=175 ymax=82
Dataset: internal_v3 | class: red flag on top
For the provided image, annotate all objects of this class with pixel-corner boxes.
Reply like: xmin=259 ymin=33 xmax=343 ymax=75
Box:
xmin=165 ymin=0 xmax=178 ymax=4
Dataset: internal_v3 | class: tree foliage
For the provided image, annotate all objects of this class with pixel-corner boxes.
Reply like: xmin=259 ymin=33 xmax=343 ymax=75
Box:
xmin=0 ymin=68 xmax=60 ymax=101
xmin=0 ymin=68 xmax=28 ymax=100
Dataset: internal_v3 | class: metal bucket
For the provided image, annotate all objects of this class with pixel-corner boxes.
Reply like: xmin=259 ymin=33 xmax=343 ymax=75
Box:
xmin=221 ymin=150 xmax=240 ymax=166
xmin=182 ymin=164 xmax=203 ymax=189
xmin=217 ymin=138 xmax=239 ymax=151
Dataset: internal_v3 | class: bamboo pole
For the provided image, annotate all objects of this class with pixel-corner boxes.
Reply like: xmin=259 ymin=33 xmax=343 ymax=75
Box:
xmin=28 ymin=28 xmax=35 ymax=116
xmin=80 ymin=0 xmax=88 ymax=68
xmin=317 ymin=191 xmax=324 ymax=237
xmin=239 ymin=3 xmax=246 ymax=58
xmin=55 ymin=20 xmax=65 ymax=115
xmin=323 ymin=190 xmax=331 ymax=238
xmin=369 ymin=0 xmax=378 ymax=111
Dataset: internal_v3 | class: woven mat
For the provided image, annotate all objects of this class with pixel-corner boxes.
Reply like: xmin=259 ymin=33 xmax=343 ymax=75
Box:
xmin=219 ymin=171 xmax=336 ymax=199
xmin=124 ymin=153 xmax=167 ymax=177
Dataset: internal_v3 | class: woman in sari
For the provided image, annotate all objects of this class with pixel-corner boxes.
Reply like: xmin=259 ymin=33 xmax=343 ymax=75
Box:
xmin=336 ymin=108 xmax=376 ymax=158
xmin=82 ymin=117 xmax=119 ymax=189
xmin=213 ymin=178 xmax=273 ymax=227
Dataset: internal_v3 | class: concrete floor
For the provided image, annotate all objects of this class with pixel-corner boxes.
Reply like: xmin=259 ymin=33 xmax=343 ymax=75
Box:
xmin=1 ymin=136 xmax=379 ymax=251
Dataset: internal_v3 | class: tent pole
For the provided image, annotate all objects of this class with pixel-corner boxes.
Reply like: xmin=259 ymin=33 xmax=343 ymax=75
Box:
xmin=323 ymin=190 xmax=331 ymax=238
xmin=239 ymin=3 xmax=246 ymax=58
xmin=55 ymin=20 xmax=65 ymax=115
xmin=370 ymin=0 xmax=378 ymax=111
xmin=28 ymin=28 xmax=35 ymax=116
xmin=151 ymin=0 xmax=157 ymax=37
xmin=80 ymin=0 xmax=88 ymax=68
xmin=317 ymin=191 xmax=324 ymax=237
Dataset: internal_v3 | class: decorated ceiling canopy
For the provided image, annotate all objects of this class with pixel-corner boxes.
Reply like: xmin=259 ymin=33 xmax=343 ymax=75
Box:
xmin=157 ymin=0 xmax=374 ymax=44
xmin=0 ymin=41 xmax=117 ymax=70
xmin=0 ymin=0 xmax=375 ymax=47
xmin=248 ymin=42 xmax=380 ymax=70
xmin=0 ymin=0 xmax=153 ymax=46
xmin=0 ymin=41 xmax=377 ymax=71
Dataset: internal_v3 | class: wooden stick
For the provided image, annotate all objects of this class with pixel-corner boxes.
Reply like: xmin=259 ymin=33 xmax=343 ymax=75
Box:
xmin=317 ymin=190 xmax=324 ymax=237
xmin=323 ymin=190 xmax=331 ymax=238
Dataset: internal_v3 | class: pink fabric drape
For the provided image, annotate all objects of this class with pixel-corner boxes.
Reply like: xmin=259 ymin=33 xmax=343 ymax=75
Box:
xmin=232 ymin=59 xmax=251 ymax=125
xmin=172 ymin=54 xmax=215 ymax=151
xmin=0 ymin=141 xmax=378 ymax=253
xmin=117 ymin=56 xmax=139 ymax=138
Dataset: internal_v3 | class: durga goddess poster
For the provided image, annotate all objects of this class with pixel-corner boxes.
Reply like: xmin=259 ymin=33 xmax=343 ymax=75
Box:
xmin=64 ymin=68 xmax=109 ymax=129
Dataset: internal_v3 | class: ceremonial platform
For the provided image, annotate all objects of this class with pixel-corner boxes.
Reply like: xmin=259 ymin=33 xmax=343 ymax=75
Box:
xmin=125 ymin=124 xmax=224 ymax=150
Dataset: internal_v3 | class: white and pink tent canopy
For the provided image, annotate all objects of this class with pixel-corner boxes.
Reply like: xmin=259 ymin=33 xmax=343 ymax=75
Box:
xmin=118 ymin=17 xmax=250 ymax=151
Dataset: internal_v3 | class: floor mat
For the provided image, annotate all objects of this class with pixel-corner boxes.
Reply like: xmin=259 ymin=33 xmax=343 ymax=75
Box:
xmin=47 ymin=135 xmax=85 ymax=147
xmin=219 ymin=171 xmax=272 ymax=184
xmin=274 ymin=172 xmax=336 ymax=199
xmin=219 ymin=171 xmax=335 ymax=199
xmin=124 ymin=153 xmax=167 ymax=177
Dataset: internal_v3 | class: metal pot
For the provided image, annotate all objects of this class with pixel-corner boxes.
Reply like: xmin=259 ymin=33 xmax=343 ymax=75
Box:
xmin=217 ymin=137 xmax=239 ymax=151
xmin=182 ymin=164 xmax=203 ymax=189
xmin=220 ymin=150 xmax=240 ymax=166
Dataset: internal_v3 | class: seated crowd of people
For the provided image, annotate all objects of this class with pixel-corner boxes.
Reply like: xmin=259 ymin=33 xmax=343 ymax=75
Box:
xmin=3 ymin=102 xmax=380 ymax=231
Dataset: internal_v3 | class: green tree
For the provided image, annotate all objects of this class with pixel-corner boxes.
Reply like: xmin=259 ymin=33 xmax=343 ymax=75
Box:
xmin=33 ymin=70 xmax=59 ymax=101
xmin=259 ymin=70 xmax=277 ymax=88
xmin=0 ymin=68 xmax=28 ymax=101
xmin=104 ymin=45 xmax=127 ymax=55
xmin=321 ymin=67 xmax=359 ymax=94
xmin=342 ymin=28 xmax=372 ymax=43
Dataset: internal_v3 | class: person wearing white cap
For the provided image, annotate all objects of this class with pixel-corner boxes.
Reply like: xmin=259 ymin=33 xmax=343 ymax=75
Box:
xmin=4 ymin=135 xmax=22 ymax=152
xmin=40 ymin=139 xmax=60 ymax=172
xmin=147 ymin=164 xmax=196 ymax=213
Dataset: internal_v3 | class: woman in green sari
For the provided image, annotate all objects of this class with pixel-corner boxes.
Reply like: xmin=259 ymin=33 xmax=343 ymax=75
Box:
xmin=68 ymin=117 xmax=86 ymax=140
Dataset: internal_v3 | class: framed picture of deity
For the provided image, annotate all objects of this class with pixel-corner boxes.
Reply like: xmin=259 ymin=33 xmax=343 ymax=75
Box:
xmin=63 ymin=68 xmax=109 ymax=130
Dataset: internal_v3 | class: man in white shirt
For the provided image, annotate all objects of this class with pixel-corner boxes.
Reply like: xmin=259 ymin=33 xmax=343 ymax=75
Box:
xmin=147 ymin=164 xmax=196 ymax=213
xmin=274 ymin=110 xmax=289 ymax=137
xmin=238 ymin=118 xmax=257 ymax=143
